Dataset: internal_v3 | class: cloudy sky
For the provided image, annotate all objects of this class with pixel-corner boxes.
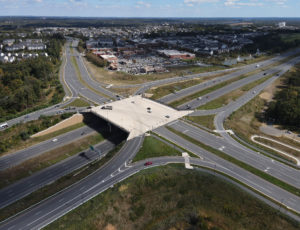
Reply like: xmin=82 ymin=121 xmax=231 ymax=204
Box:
xmin=0 ymin=0 xmax=299 ymax=17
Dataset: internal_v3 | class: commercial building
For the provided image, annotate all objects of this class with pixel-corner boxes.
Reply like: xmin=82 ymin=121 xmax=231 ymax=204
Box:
xmin=157 ymin=49 xmax=195 ymax=60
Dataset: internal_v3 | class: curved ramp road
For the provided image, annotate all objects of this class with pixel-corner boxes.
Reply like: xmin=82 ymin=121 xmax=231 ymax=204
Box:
xmin=0 ymin=126 xmax=95 ymax=171
xmin=210 ymin=61 xmax=300 ymax=170
xmin=168 ymin=121 xmax=300 ymax=188
xmin=1 ymin=154 xmax=300 ymax=229
xmin=153 ymin=126 xmax=300 ymax=215
xmin=178 ymin=56 xmax=300 ymax=110
xmin=0 ymin=138 xmax=119 ymax=209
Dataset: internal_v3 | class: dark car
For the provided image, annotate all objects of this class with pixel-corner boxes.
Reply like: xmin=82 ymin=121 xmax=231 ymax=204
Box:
xmin=144 ymin=161 xmax=153 ymax=166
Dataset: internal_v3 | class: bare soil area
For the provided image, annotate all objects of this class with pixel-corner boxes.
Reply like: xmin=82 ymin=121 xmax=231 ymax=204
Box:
xmin=32 ymin=114 xmax=84 ymax=137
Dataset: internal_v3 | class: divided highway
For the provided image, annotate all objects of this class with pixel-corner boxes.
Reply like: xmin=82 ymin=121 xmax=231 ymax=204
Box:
xmin=0 ymin=136 xmax=144 ymax=230
xmin=0 ymin=126 xmax=95 ymax=171
xmin=153 ymin=126 xmax=300 ymax=215
xmin=0 ymin=137 xmax=120 ymax=209
xmin=168 ymin=120 xmax=300 ymax=188
xmin=1 ymin=40 xmax=300 ymax=229
xmin=178 ymin=55 xmax=300 ymax=109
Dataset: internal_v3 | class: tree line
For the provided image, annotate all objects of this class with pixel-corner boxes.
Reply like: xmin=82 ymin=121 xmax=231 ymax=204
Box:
xmin=0 ymin=34 xmax=65 ymax=120
xmin=265 ymin=65 xmax=300 ymax=130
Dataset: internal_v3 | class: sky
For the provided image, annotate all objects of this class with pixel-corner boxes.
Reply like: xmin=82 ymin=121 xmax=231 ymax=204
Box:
xmin=0 ymin=0 xmax=299 ymax=18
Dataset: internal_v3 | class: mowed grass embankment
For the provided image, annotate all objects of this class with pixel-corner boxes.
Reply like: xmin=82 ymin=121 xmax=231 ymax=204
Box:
xmin=186 ymin=115 xmax=216 ymax=130
xmin=45 ymin=165 xmax=300 ymax=230
xmin=132 ymin=136 xmax=181 ymax=162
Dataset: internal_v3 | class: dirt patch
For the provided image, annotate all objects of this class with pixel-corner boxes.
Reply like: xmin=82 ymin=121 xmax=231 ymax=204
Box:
xmin=119 ymin=184 xmax=128 ymax=192
xmin=259 ymin=92 xmax=273 ymax=102
xmin=104 ymin=224 xmax=116 ymax=230
xmin=144 ymin=93 xmax=153 ymax=98
xmin=32 ymin=114 xmax=84 ymax=137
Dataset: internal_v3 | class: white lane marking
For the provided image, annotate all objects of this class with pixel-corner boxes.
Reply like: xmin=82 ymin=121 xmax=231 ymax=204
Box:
xmin=183 ymin=130 xmax=189 ymax=134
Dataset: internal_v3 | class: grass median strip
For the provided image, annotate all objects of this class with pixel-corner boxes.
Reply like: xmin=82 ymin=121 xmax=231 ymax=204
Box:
xmin=0 ymin=141 xmax=125 ymax=222
xmin=0 ymin=132 xmax=104 ymax=189
xmin=185 ymin=115 xmax=215 ymax=130
xmin=166 ymin=126 xmax=300 ymax=197
xmin=70 ymin=54 xmax=112 ymax=100
xmin=169 ymin=55 xmax=297 ymax=108
xmin=197 ymin=75 xmax=273 ymax=110
xmin=63 ymin=98 xmax=91 ymax=108
xmin=148 ymin=72 xmax=234 ymax=100
xmin=169 ymin=72 xmax=255 ymax=108
xmin=132 ymin=136 xmax=181 ymax=162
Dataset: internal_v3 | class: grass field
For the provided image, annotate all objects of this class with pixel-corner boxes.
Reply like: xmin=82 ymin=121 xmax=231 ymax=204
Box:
xmin=45 ymin=165 xmax=300 ymax=230
xmin=132 ymin=136 xmax=181 ymax=162
xmin=186 ymin=115 xmax=215 ymax=130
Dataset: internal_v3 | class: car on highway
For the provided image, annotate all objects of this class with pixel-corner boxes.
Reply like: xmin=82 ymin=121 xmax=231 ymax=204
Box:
xmin=52 ymin=138 xmax=58 ymax=142
xmin=253 ymin=91 xmax=256 ymax=94
xmin=197 ymin=97 xmax=202 ymax=100
xmin=0 ymin=123 xmax=8 ymax=129
xmin=144 ymin=161 xmax=153 ymax=166
xmin=263 ymin=73 xmax=267 ymax=75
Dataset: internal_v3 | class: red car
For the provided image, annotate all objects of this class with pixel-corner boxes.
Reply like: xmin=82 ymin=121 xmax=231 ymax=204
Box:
xmin=144 ymin=161 xmax=153 ymax=166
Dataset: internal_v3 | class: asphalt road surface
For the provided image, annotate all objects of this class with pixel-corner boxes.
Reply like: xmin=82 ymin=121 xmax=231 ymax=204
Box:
xmin=0 ymin=135 xmax=144 ymax=230
xmin=168 ymin=120 xmax=300 ymax=188
xmin=0 ymin=126 xmax=96 ymax=171
xmin=0 ymin=137 xmax=120 ymax=209
xmin=153 ymin=126 xmax=300 ymax=214
xmin=178 ymin=55 xmax=300 ymax=110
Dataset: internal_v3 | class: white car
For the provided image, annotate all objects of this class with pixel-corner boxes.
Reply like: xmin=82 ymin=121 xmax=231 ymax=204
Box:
xmin=52 ymin=138 xmax=58 ymax=142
